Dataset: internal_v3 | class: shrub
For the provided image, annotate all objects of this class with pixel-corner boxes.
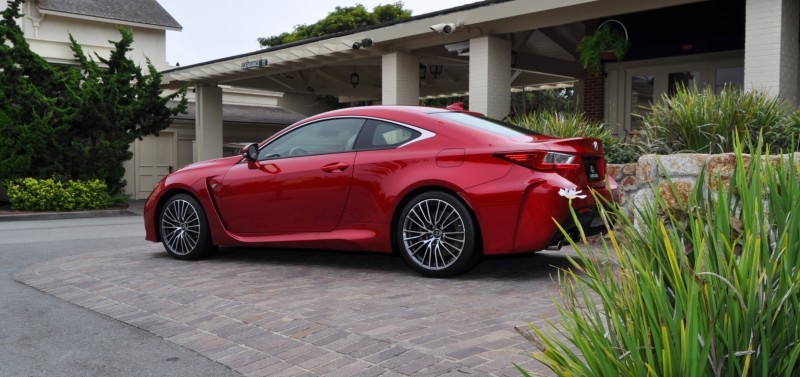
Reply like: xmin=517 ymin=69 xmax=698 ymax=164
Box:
xmin=639 ymin=85 xmax=796 ymax=154
xmin=509 ymin=112 xmax=641 ymax=163
xmin=6 ymin=177 xmax=113 ymax=211
xmin=517 ymin=136 xmax=800 ymax=376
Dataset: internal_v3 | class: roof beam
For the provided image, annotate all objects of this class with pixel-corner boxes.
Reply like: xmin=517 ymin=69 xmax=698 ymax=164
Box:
xmin=513 ymin=52 xmax=582 ymax=78
xmin=536 ymin=27 xmax=578 ymax=60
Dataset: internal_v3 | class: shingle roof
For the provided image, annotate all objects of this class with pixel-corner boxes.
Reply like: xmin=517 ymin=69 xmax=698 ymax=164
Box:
xmin=169 ymin=102 xmax=306 ymax=125
xmin=37 ymin=0 xmax=181 ymax=30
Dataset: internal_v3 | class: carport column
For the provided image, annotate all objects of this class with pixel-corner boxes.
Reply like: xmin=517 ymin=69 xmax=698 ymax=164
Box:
xmin=469 ymin=35 xmax=511 ymax=119
xmin=744 ymin=0 xmax=799 ymax=105
xmin=381 ymin=51 xmax=419 ymax=105
xmin=195 ymin=84 xmax=223 ymax=161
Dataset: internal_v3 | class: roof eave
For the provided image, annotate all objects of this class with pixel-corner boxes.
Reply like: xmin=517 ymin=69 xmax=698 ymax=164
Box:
xmin=37 ymin=9 xmax=182 ymax=31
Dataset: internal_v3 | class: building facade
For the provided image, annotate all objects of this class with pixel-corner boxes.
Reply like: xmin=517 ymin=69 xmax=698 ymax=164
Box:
xmin=162 ymin=0 xmax=798 ymax=164
xmin=4 ymin=0 xmax=305 ymax=198
xmin=7 ymin=0 xmax=799 ymax=198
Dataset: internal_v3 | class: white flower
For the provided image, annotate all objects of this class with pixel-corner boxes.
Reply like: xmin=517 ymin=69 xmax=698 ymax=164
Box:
xmin=558 ymin=187 xmax=587 ymax=200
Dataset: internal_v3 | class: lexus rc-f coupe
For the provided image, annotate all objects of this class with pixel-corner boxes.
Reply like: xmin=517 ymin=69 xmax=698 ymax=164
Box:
xmin=144 ymin=106 xmax=617 ymax=277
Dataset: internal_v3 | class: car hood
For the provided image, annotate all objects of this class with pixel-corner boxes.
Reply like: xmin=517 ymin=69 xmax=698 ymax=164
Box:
xmin=178 ymin=156 xmax=241 ymax=173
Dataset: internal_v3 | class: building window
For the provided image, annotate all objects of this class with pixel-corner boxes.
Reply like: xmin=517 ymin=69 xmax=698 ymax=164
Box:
xmin=715 ymin=67 xmax=744 ymax=92
xmin=668 ymin=71 xmax=700 ymax=96
xmin=630 ymin=74 xmax=654 ymax=131
xmin=605 ymin=52 xmax=745 ymax=135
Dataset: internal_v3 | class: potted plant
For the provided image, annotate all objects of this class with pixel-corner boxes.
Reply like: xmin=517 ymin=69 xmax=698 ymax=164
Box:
xmin=577 ymin=19 xmax=630 ymax=76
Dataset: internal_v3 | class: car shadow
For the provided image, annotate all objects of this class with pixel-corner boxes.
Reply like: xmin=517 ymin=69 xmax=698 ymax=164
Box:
xmin=157 ymin=246 xmax=589 ymax=281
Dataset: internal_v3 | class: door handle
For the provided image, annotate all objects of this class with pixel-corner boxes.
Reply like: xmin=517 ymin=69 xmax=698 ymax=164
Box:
xmin=321 ymin=162 xmax=350 ymax=173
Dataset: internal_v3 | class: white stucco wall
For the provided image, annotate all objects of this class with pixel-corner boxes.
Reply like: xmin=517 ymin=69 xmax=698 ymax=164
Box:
xmin=13 ymin=2 xmax=169 ymax=70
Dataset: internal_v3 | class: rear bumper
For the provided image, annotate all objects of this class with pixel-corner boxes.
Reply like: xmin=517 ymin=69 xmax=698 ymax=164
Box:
xmin=512 ymin=177 xmax=615 ymax=252
xmin=463 ymin=168 xmax=617 ymax=255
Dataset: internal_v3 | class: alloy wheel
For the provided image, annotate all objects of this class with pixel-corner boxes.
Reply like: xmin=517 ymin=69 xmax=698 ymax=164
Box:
xmin=160 ymin=199 xmax=201 ymax=256
xmin=402 ymin=198 xmax=466 ymax=271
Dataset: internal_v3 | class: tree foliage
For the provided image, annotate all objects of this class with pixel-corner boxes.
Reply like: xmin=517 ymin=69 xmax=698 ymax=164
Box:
xmin=0 ymin=0 xmax=187 ymax=194
xmin=0 ymin=0 xmax=71 ymax=180
xmin=258 ymin=2 xmax=412 ymax=47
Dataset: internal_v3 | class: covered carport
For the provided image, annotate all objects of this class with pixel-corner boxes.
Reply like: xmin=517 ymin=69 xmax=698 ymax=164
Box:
xmin=160 ymin=0 xmax=796 ymax=162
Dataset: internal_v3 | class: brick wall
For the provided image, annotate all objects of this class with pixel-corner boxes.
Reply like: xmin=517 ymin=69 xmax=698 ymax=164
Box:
xmin=745 ymin=0 xmax=799 ymax=105
xmin=469 ymin=35 xmax=511 ymax=119
xmin=381 ymin=52 xmax=419 ymax=105
xmin=583 ymin=71 xmax=605 ymax=122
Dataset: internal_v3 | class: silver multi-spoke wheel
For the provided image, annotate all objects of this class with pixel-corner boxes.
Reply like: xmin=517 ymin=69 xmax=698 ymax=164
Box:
xmin=403 ymin=199 xmax=465 ymax=270
xmin=159 ymin=194 xmax=215 ymax=260
xmin=161 ymin=199 xmax=200 ymax=255
xmin=397 ymin=192 xmax=478 ymax=277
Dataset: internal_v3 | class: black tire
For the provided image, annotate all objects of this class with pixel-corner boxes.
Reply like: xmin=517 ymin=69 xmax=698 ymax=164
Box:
xmin=158 ymin=194 xmax=216 ymax=260
xmin=395 ymin=191 xmax=481 ymax=278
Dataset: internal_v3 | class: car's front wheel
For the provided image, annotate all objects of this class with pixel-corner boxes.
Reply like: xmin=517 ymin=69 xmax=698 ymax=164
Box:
xmin=396 ymin=191 xmax=480 ymax=278
xmin=159 ymin=194 xmax=215 ymax=260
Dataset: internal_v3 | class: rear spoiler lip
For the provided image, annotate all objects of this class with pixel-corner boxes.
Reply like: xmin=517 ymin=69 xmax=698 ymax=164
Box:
xmin=510 ymin=136 xmax=605 ymax=156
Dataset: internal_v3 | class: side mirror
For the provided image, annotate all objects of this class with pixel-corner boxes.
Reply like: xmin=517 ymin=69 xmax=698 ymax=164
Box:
xmin=241 ymin=143 xmax=259 ymax=161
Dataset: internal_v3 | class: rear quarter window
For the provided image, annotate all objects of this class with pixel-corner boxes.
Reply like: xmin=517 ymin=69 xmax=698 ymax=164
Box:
xmin=356 ymin=120 xmax=421 ymax=150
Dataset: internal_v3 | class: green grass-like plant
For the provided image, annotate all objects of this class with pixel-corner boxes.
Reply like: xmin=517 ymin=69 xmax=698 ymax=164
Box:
xmin=510 ymin=111 xmax=641 ymax=163
xmin=639 ymin=85 xmax=796 ymax=155
xmin=517 ymin=136 xmax=800 ymax=376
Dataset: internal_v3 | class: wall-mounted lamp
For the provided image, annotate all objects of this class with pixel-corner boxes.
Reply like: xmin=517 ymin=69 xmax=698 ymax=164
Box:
xmin=419 ymin=64 xmax=427 ymax=80
xmin=350 ymin=66 xmax=359 ymax=88
xmin=429 ymin=65 xmax=443 ymax=78
xmin=352 ymin=38 xmax=373 ymax=49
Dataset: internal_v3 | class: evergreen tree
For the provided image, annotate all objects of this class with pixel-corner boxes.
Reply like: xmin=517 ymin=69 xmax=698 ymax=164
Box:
xmin=0 ymin=0 xmax=187 ymax=194
xmin=0 ymin=0 xmax=72 ymax=180
xmin=65 ymin=29 xmax=188 ymax=193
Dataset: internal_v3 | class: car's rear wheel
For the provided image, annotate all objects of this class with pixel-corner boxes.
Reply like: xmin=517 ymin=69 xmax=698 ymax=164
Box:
xmin=396 ymin=191 xmax=480 ymax=278
xmin=159 ymin=194 xmax=215 ymax=260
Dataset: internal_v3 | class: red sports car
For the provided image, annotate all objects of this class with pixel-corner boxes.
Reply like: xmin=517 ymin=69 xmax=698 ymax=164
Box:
xmin=144 ymin=106 xmax=616 ymax=277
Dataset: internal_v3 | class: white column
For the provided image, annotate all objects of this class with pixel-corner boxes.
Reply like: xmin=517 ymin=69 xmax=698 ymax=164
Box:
xmin=195 ymin=84 xmax=223 ymax=161
xmin=382 ymin=51 xmax=419 ymax=105
xmin=469 ymin=35 xmax=512 ymax=119
xmin=745 ymin=0 xmax=799 ymax=105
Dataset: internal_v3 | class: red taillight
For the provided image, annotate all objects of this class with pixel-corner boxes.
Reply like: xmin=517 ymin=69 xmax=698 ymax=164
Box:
xmin=495 ymin=151 xmax=581 ymax=170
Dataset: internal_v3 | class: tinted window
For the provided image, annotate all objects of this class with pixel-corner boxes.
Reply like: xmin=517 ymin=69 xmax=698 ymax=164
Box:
xmin=356 ymin=120 xmax=421 ymax=150
xmin=258 ymin=118 xmax=364 ymax=160
xmin=431 ymin=112 xmax=541 ymax=138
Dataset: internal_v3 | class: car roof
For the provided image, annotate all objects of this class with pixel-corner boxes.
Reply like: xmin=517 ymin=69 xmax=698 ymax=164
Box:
xmin=311 ymin=105 xmax=453 ymax=118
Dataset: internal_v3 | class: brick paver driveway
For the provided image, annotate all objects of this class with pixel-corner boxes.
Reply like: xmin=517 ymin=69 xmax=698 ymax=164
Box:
xmin=15 ymin=244 xmax=580 ymax=376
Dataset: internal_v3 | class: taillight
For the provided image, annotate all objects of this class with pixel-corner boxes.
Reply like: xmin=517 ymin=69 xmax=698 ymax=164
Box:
xmin=495 ymin=151 xmax=581 ymax=170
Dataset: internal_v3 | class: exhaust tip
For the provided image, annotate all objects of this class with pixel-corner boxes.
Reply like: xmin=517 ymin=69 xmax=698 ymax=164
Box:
xmin=545 ymin=239 xmax=563 ymax=251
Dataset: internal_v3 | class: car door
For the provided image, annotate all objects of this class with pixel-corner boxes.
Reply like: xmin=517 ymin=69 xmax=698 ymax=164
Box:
xmin=215 ymin=118 xmax=364 ymax=234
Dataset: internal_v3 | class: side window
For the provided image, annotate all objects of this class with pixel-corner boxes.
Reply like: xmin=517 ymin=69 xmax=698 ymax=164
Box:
xmin=258 ymin=118 xmax=364 ymax=160
xmin=357 ymin=120 xmax=421 ymax=150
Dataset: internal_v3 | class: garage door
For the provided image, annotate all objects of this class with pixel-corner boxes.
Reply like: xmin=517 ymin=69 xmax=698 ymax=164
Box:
xmin=134 ymin=133 xmax=175 ymax=200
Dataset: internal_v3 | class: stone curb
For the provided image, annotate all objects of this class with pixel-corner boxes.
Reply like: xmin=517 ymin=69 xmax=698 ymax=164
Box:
xmin=0 ymin=208 xmax=137 ymax=222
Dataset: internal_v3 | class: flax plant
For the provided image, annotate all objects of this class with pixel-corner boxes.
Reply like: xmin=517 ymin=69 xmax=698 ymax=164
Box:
xmin=639 ymin=85 xmax=792 ymax=154
xmin=517 ymin=137 xmax=800 ymax=376
xmin=510 ymin=111 xmax=640 ymax=163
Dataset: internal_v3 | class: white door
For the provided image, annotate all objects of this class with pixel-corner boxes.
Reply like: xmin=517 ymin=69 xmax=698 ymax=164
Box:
xmin=135 ymin=133 xmax=175 ymax=199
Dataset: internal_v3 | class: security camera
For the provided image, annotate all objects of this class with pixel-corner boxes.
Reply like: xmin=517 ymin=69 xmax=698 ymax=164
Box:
xmin=430 ymin=23 xmax=457 ymax=34
xmin=352 ymin=38 xmax=373 ymax=49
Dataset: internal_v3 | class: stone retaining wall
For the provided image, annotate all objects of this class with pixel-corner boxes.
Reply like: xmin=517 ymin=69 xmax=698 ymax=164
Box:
xmin=607 ymin=152 xmax=800 ymax=216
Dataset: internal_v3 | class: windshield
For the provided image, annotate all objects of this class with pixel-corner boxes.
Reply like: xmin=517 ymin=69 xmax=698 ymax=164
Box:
xmin=431 ymin=112 xmax=542 ymax=138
